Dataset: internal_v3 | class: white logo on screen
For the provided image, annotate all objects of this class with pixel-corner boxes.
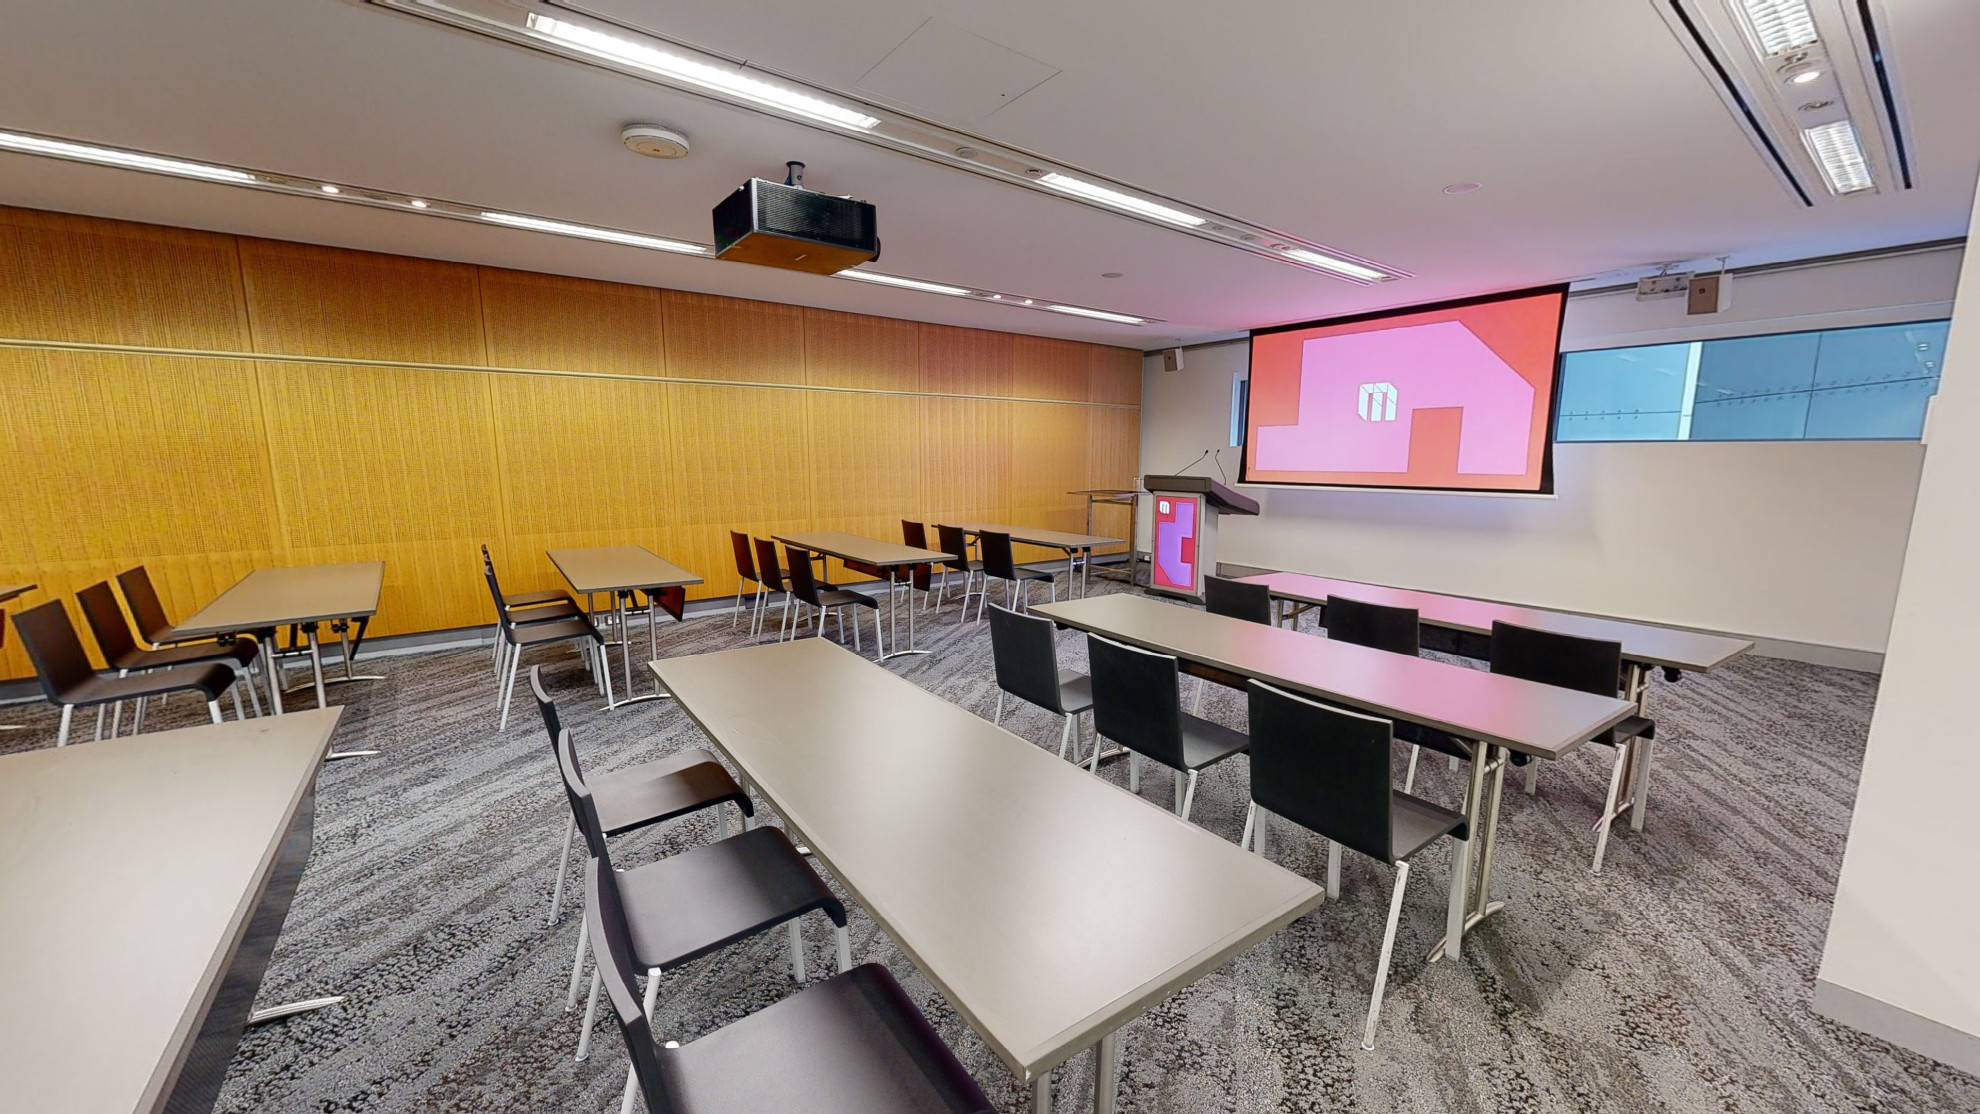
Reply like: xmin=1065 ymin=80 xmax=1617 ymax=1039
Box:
xmin=1357 ymin=381 xmax=1398 ymax=422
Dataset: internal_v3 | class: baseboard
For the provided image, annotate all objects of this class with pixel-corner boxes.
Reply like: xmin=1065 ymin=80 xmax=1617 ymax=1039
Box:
xmin=1813 ymin=979 xmax=1980 ymax=1076
xmin=1212 ymin=562 xmax=1884 ymax=673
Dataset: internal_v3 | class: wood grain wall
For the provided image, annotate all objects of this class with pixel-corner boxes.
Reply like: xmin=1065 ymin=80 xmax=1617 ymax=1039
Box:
xmin=0 ymin=206 xmax=1141 ymax=678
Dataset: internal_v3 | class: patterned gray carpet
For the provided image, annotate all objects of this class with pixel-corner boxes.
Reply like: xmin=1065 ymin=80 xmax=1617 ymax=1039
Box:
xmin=8 ymin=577 xmax=1976 ymax=1113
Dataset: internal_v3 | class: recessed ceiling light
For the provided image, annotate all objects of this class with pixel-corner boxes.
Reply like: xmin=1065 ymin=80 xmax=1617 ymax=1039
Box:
xmin=1036 ymin=173 xmax=1206 ymax=228
xmin=0 ymin=129 xmax=258 ymax=184
xmin=1801 ymin=120 xmax=1874 ymax=195
xmin=525 ymin=13 xmax=879 ymax=131
xmin=478 ymin=211 xmax=708 ymax=254
xmin=1280 ymin=247 xmax=1387 ymax=282
xmin=836 ymin=270 xmax=972 ymax=296
xmin=1442 ymin=182 xmax=1483 ymax=195
xmin=408 ymin=198 xmax=429 ymax=208
xmin=319 ymin=184 xmax=341 ymax=194
xmin=1047 ymin=305 xmax=1147 ymax=325
xmin=1779 ymin=61 xmax=1824 ymax=85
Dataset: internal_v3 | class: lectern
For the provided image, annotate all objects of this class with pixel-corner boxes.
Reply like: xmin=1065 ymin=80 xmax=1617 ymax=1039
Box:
xmin=1140 ymin=475 xmax=1261 ymax=601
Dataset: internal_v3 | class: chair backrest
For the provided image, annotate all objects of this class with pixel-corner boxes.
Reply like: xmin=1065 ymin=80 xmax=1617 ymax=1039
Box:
xmin=76 ymin=581 xmax=141 ymax=668
xmin=481 ymin=567 xmax=515 ymax=628
xmin=479 ymin=543 xmax=494 ymax=572
xmin=528 ymin=664 xmax=562 ymax=743
xmin=899 ymin=522 xmax=934 ymax=591
xmin=12 ymin=600 xmax=99 ymax=701
xmin=1086 ymin=633 xmax=1185 ymax=767
xmin=1324 ymin=596 xmax=1420 ymax=656
xmin=1490 ymin=621 xmax=1622 ymax=697
xmin=979 ymin=531 xmax=1018 ymax=580
xmin=752 ymin=536 xmax=786 ymax=593
xmin=1247 ymin=680 xmax=1395 ymax=862
xmin=934 ymin=524 xmax=971 ymax=569
xmin=114 ymin=566 xmax=174 ymax=645
xmin=784 ymin=546 xmax=823 ymax=607
xmin=1203 ymin=576 xmax=1273 ymax=625
xmin=554 ymin=727 xmax=614 ymax=866
xmin=987 ymin=604 xmax=1066 ymax=714
xmin=586 ymin=857 xmax=676 ymax=1114
xmin=729 ymin=530 xmax=757 ymax=583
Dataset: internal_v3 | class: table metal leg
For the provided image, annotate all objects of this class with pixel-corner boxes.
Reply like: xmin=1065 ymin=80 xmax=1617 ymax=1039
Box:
xmin=879 ymin=569 xmax=930 ymax=661
xmin=1033 ymin=1072 xmax=1052 ymax=1114
xmin=603 ymin=590 xmax=671 ymax=709
xmin=249 ymin=996 xmax=346 ymax=1025
xmin=305 ymin=625 xmax=328 ymax=709
xmin=1093 ymin=1029 xmax=1119 ymax=1114
xmin=1427 ymin=740 xmax=1508 ymax=962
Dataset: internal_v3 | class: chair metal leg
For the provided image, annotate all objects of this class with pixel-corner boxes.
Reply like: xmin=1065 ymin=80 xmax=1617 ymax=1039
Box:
xmin=1058 ymin=713 xmax=1073 ymax=759
xmin=548 ymin=816 xmax=574 ymax=926
xmin=229 ymin=685 xmax=245 ymax=721
xmin=1525 ymin=760 xmax=1539 ymax=796
xmin=1191 ymin=674 xmax=1204 ymax=715
xmin=1630 ymin=738 xmax=1655 ymax=832
xmin=994 ymin=691 xmax=1004 ymax=726
xmin=1326 ymin=840 xmax=1342 ymax=899
xmin=576 ymin=964 xmax=600 ymax=1061
xmin=1129 ymin=752 xmax=1140 ymax=793
xmin=56 ymin=704 xmax=73 ymax=747
xmin=207 ymin=699 xmax=223 ymax=724
xmin=732 ymin=582 xmax=746 ymax=629
xmin=1360 ymin=860 xmax=1411 ymax=1051
xmin=566 ymin=912 xmax=590 ymax=1011
xmin=1592 ymin=740 xmax=1633 ymax=874
xmin=1179 ymin=768 xmax=1198 ymax=820
xmin=1403 ymin=745 xmax=1421 ymax=794
xmin=1256 ymin=805 xmax=1271 ymax=859
xmin=1441 ymin=835 xmax=1471 ymax=966
xmin=498 ymin=644 xmax=523 ymax=731
xmin=836 ymin=924 xmax=852 ymax=973
xmin=1240 ymin=801 xmax=1256 ymax=851
xmin=788 ymin=921 xmax=806 ymax=982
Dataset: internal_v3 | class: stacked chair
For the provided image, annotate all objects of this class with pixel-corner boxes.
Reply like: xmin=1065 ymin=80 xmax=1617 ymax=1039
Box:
xmin=75 ymin=580 xmax=261 ymax=736
xmin=12 ymin=598 xmax=243 ymax=747
xmin=483 ymin=554 xmax=607 ymax=730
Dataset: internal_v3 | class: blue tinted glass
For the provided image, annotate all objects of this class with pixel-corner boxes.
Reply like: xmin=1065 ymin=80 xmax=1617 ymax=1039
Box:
xmin=1688 ymin=392 xmax=1810 ymax=440
xmin=1693 ymin=332 xmax=1820 ymax=402
xmin=1811 ymin=321 xmax=1949 ymax=389
xmin=1557 ymin=410 xmax=1683 ymax=441
xmin=1804 ymin=378 xmax=1937 ymax=439
xmin=1556 ymin=345 xmax=1691 ymax=441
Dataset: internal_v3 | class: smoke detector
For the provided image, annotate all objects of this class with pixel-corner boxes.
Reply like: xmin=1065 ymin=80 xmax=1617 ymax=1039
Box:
xmin=622 ymin=124 xmax=690 ymax=159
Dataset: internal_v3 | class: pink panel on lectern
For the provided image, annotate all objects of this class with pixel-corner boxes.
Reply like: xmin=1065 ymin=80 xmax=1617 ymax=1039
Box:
xmin=1152 ymin=496 xmax=1199 ymax=590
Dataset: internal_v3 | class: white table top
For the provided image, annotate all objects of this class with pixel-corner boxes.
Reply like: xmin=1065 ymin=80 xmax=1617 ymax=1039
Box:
xmin=0 ymin=708 xmax=342 ymax=1114
xmin=546 ymin=546 xmax=702 ymax=595
xmin=1034 ymin=594 xmax=1634 ymax=761
xmin=176 ymin=563 xmax=384 ymax=636
xmin=1241 ymin=572 xmax=1754 ymax=673
xmin=651 ymin=639 xmax=1323 ymax=1081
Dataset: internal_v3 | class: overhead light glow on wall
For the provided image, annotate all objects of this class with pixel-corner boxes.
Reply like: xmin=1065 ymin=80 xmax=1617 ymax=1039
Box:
xmin=0 ymin=129 xmax=258 ymax=184
xmin=1737 ymin=0 xmax=1820 ymax=55
xmin=1802 ymin=120 xmax=1874 ymax=195
xmin=523 ymin=13 xmax=878 ymax=131
xmin=1036 ymin=173 xmax=1207 ymax=228
xmin=478 ymin=211 xmax=708 ymax=253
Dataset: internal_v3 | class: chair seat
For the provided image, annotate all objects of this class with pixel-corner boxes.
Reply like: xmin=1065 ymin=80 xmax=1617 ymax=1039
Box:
xmin=651 ymin=963 xmax=993 ymax=1114
xmin=509 ymin=615 xmax=598 ymax=647
xmin=510 ymin=600 xmax=585 ymax=624
xmin=1597 ymin=714 xmax=1655 ymax=747
xmin=1176 ymin=711 xmax=1250 ymax=771
xmin=1056 ymin=669 xmax=1094 ymax=715
xmin=1390 ymin=790 xmax=1470 ymax=862
xmin=1000 ymin=567 xmax=1053 ymax=583
xmin=593 ymin=748 xmax=750 ymax=836
xmin=65 ymin=662 xmax=237 ymax=708
xmin=505 ymin=587 xmax=575 ymax=608
xmin=617 ymin=825 xmax=842 ymax=972
xmin=815 ymin=589 xmax=879 ymax=611
xmin=945 ymin=559 xmax=983 ymax=573
xmin=108 ymin=638 xmax=256 ymax=674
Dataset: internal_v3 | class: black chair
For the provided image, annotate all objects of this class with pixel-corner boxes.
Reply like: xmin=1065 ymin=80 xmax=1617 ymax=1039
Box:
xmin=1193 ymin=575 xmax=1275 ymax=713
xmin=586 ymin=858 xmax=994 ymax=1114
xmin=557 ymin=726 xmax=850 ymax=1074
xmin=77 ymin=581 xmax=260 ymax=734
xmin=1490 ymin=621 xmax=1655 ymax=873
xmin=485 ymin=568 xmax=608 ymax=730
xmin=977 ymin=530 xmax=1053 ymax=621
xmin=1086 ymin=633 xmax=1248 ymax=822
xmin=932 ymin=523 xmax=983 ymax=620
xmin=1323 ymin=596 xmax=1472 ymax=791
xmin=728 ymin=531 xmax=762 ymax=631
xmin=531 ymin=665 xmax=754 ymax=929
xmin=987 ymin=604 xmax=1093 ymax=763
xmin=899 ymin=521 xmax=939 ymax=612
xmin=1244 ymin=680 xmax=1470 ymax=1051
xmin=481 ymin=544 xmax=578 ymax=613
xmin=784 ymin=546 xmax=881 ymax=657
xmin=13 ymin=600 xmax=238 ymax=747
xmin=750 ymin=536 xmax=792 ymax=641
xmin=114 ymin=566 xmax=217 ymax=651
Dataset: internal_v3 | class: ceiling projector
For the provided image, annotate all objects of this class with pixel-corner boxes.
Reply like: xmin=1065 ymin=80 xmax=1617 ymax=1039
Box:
xmin=713 ymin=162 xmax=878 ymax=275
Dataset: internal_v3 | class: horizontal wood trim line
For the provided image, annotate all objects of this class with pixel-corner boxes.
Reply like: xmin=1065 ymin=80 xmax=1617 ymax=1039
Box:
xmin=0 ymin=336 xmax=1142 ymax=409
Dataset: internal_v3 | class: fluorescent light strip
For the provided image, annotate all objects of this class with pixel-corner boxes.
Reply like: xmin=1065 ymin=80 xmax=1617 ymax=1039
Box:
xmin=1281 ymin=247 xmax=1387 ymax=282
xmin=478 ymin=211 xmax=707 ymax=253
xmin=836 ymin=270 xmax=971 ymax=296
xmin=525 ymin=14 xmax=877 ymax=131
xmin=0 ymin=130 xmax=258 ymax=184
xmin=1037 ymin=172 xmax=1206 ymax=228
xmin=1045 ymin=304 xmax=1147 ymax=325
xmin=1802 ymin=120 xmax=1874 ymax=194
xmin=1739 ymin=0 xmax=1820 ymax=55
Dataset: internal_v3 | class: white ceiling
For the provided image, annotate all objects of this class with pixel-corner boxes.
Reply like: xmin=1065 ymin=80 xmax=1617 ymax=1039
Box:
xmin=0 ymin=0 xmax=1973 ymax=348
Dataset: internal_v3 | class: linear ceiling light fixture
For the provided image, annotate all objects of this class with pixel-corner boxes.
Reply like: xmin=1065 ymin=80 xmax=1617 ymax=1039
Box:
xmin=1736 ymin=0 xmax=1820 ymax=54
xmin=835 ymin=270 xmax=972 ymax=296
xmin=1045 ymin=304 xmax=1147 ymax=325
xmin=477 ymin=210 xmax=707 ymax=253
xmin=834 ymin=267 xmax=1154 ymax=324
xmin=368 ymin=0 xmax=1404 ymax=284
xmin=0 ymin=129 xmax=258 ymax=184
xmin=1801 ymin=119 xmax=1874 ymax=194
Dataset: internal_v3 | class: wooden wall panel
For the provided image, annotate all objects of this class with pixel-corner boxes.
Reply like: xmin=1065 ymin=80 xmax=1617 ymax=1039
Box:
xmin=239 ymin=240 xmax=486 ymax=365
xmin=257 ymin=362 xmax=501 ymax=635
xmin=1013 ymin=336 xmax=1093 ymax=402
xmin=663 ymin=291 xmax=804 ymax=385
xmin=479 ymin=269 xmax=664 ymax=377
xmin=0 ymin=205 xmax=1141 ymax=677
xmin=0 ymin=207 xmax=248 ymax=349
xmin=804 ymin=308 xmax=917 ymax=392
xmin=1089 ymin=344 xmax=1144 ymax=406
xmin=919 ymin=324 xmax=1013 ymax=397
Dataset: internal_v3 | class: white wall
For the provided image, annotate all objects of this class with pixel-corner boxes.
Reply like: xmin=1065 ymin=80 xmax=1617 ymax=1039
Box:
xmin=1813 ymin=193 xmax=1980 ymax=1071
xmin=1139 ymin=245 xmax=1962 ymax=659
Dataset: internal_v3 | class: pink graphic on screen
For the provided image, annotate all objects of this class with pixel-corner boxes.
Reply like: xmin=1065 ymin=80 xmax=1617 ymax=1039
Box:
xmin=1152 ymin=496 xmax=1198 ymax=591
xmin=1252 ymin=320 xmax=1535 ymax=474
